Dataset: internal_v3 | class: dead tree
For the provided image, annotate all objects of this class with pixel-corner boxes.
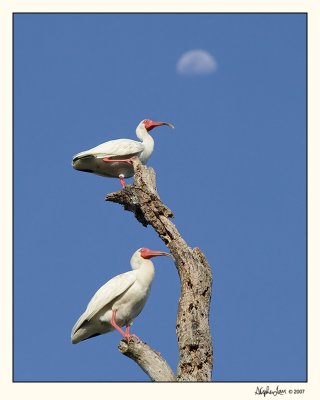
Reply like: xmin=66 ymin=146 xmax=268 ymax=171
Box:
xmin=106 ymin=158 xmax=213 ymax=381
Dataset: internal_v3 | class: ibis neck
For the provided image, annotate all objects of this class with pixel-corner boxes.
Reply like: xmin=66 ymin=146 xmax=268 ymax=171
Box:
xmin=136 ymin=127 xmax=154 ymax=164
xmin=136 ymin=260 xmax=155 ymax=286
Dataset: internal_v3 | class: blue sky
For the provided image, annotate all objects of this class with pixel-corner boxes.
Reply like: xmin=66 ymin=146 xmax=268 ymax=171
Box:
xmin=14 ymin=13 xmax=306 ymax=382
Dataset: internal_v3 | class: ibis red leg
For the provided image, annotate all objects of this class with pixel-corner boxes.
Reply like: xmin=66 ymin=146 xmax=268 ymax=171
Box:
xmin=111 ymin=310 xmax=139 ymax=342
xmin=119 ymin=174 xmax=126 ymax=188
xmin=111 ymin=310 xmax=127 ymax=337
xmin=125 ymin=325 xmax=140 ymax=341
xmin=102 ymin=157 xmax=134 ymax=188
xmin=102 ymin=157 xmax=133 ymax=164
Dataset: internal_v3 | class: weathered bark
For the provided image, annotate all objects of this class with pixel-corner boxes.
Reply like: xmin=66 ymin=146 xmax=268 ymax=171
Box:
xmin=118 ymin=337 xmax=176 ymax=381
xmin=106 ymin=158 xmax=213 ymax=381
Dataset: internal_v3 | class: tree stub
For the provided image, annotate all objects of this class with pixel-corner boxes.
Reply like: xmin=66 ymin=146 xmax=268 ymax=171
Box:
xmin=118 ymin=337 xmax=176 ymax=382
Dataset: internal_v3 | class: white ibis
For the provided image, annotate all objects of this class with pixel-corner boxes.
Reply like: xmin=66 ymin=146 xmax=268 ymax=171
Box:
xmin=71 ymin=248 xmax=172 ymax=344
xmin=72 ymin=119 xmax=174 ymax=187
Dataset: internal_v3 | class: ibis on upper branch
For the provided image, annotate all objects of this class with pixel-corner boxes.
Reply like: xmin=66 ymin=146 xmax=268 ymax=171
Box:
xmin=71 ymin=248 xmax=172 ymax=344
xmin=72 ymin=119 xmax=174 ymax=187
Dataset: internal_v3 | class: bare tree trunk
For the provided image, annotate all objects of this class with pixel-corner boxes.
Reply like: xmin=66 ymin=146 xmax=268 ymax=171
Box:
xmin=106 ymin=158 xmax=213 ymax=381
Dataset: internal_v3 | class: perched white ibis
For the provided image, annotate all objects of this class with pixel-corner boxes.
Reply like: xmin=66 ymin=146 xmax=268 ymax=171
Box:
xmin=71 ymin=248 xmax=172 ymax=344
xmin=72 ymin=119 xmax=174 ymax=187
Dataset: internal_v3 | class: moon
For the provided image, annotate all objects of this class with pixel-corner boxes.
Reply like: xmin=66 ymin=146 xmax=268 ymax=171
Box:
xmin=177 ymin=49 xmax=218 ymax=76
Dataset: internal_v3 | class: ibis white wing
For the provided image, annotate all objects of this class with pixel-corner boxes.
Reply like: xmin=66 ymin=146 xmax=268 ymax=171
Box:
xmin=74 ymin=139 xmax=144 ymax=160
xmin=71 ymin=271 xmax=136 ymax=335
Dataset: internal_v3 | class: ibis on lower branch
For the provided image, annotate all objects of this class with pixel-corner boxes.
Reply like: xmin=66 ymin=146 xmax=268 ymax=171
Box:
xmin=72 ymin=119 xmax=174 ymax=187
xmin=71 ymin=248 xmax=172 ymax=344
